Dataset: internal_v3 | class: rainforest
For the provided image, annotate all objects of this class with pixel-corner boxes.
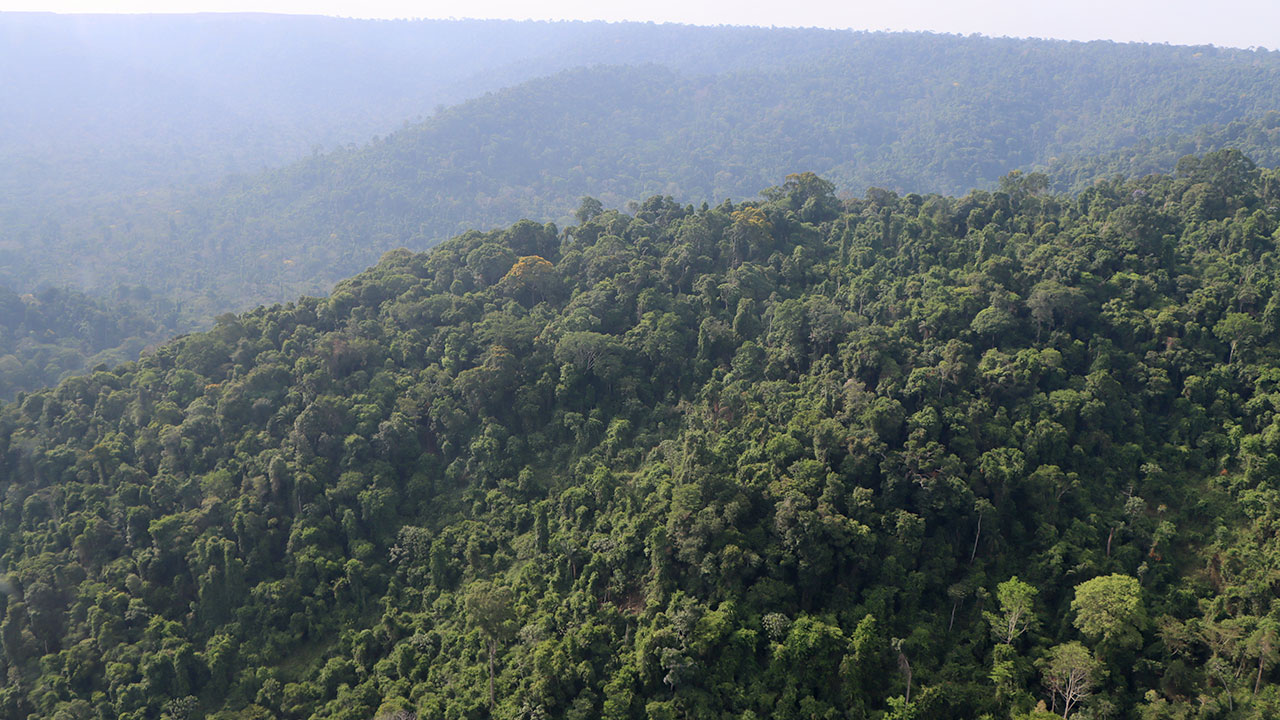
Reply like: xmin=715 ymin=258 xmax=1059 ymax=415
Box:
xmin=3 ymin=12 xmax=1280 ymax=720
xmin=2 ymin=155 xmax=1280 ymax=718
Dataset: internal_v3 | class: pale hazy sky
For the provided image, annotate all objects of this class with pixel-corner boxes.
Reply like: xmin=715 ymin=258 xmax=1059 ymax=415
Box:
xmin=2 ymin=0 xmax=1278 ymax=50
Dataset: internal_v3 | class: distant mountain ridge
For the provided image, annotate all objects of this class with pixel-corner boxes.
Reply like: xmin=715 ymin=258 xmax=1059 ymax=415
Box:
xmin=0 ymin=14 xmax=861 ymax=201
xmin=5 ymin=20 xmax=1280 ymax=398
xmin=9 ymin=32 xmax=1280 ymax=314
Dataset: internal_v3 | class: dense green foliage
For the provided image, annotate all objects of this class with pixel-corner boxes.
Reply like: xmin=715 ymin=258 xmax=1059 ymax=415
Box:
xmin=4 ymin=155 xmax=1280 ymax=718
xmin=0 ymin=285 xmax=180 ymax=400
xmin=1047 ymin=112 xmax=1280 ymax=192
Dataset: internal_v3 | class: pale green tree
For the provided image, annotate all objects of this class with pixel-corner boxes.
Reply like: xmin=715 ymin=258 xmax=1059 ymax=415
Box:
xmin=1071 ymin=574 xmax=1145 ymax=650
xmin=1041 ymin=642 xmax=1099 ymax=718
xmin=985 ymin=576 xmax=1039 ymax=645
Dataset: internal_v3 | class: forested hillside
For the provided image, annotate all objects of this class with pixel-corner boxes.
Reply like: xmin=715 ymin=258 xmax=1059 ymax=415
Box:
xmin=0 ymin=285 xmax=182 ymax=399
xmin=0 ymin=15 xmax=854 ymax=204
xmin=1047 ymin=112 xmax=1280 ymax=191
xmin=8 ymin=22 xmax=1280 ymax=402
xmin=9 ymin=33 xmax=1280 ymax=321
xmin=0 ymin=14 xmax=868 ymax=397
xmin=2 ymin=153 xmax=1280 ymax=718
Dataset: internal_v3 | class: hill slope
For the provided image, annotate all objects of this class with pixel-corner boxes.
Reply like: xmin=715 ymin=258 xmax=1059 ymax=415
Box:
xmin=0 ymin=284 xmax=180 ymax=399
xmin=2 ymin=155 xmax=1280 ymax=718
xmin=10 ymin=33 xmax=1280 ymax=318
xmin=1046 ymin=110 xmax=1280 ymax=190
xmin=0 ymin=14 xmax=862 ymax=204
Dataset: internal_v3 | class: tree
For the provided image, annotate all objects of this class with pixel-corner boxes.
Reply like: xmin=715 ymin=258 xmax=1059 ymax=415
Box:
xmin=554 ymin=331 xmax=624 ymax=381
xmin=727 ymin=206 xmax=772 ymax=265
xmin=986 ymin=576 xmax=1038 ymax=645
xmin=890 ymin=636 xmax=913 ymax=705
xmin=970 ymin=306 xmax=1018 ymax=340
xmin=1247 ymin=617 xmax=1280 ymax=695
xmin=499 ymin=255 xmax=557 ymax=304
xmin=466 ymin=243 xmax=517 ymax=286
xmin=770 ymin=171 xmax=840 ymax=222
xmin=575 ymin=196 xmax=604 ymax=223
xmin=464 ymin=581 xmax=516 ymax=711
xmin=1176 ymin=148 xmax=1259 ymax=196
xmin=989 ymin=643 xmax=1021 ymax=702
xmin=1213 ymin=312 xmax=1262 ymax=363
xmin=1027 ymin=281 xmax=1084 ymax=334
xmin=1071 ymin=574 xmax=1145 ymax=650
xmin=1041 ymin=642 xmax=1098 ymax=718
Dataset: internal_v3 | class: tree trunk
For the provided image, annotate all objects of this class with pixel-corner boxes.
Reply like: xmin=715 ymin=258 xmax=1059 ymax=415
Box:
xmin=970 ymin=512 xmax=983 ymax=563
xmin=488 ymin=639 xmax=496 ymax=711
xmin=1256 ymin=653 xmax=1264 ymax=695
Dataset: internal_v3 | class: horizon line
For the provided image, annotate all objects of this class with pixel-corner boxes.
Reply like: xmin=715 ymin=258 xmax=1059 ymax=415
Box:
xmin=0 ymin=10 xmax=1273 ymax=52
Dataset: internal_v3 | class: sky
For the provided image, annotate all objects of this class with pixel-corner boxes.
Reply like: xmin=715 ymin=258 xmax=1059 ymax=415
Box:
xmin=1 ymin=0 xmax=1278 ymax=50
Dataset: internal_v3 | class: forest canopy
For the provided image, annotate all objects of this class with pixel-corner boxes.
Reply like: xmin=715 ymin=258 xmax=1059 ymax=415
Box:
xmin=2 ymin=156 xmax=1280 ymax=718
